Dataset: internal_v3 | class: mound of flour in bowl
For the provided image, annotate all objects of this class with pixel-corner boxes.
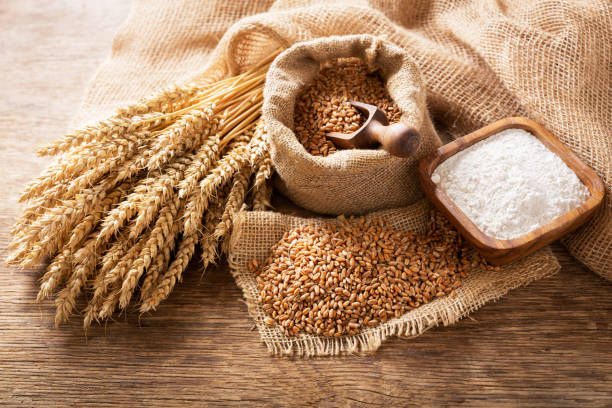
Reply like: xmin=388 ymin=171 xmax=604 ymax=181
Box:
xmin=431 ymin=128 xmax=590 ymax=240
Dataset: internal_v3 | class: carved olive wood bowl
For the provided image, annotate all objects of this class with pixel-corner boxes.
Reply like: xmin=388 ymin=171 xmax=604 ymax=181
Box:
xmin=418 ymin=117 xmax=605 ymax=265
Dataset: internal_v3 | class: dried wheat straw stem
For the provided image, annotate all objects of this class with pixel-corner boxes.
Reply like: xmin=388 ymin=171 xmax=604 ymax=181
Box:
xmin=218 ymin=99 xmax=263 ymax=139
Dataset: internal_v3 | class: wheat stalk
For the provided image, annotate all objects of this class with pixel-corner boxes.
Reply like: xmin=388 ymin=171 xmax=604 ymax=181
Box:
xmin=140 ymin=186 xmax=229 ymax=313
xmin=9 ymin=50 xmax=280 ymax=326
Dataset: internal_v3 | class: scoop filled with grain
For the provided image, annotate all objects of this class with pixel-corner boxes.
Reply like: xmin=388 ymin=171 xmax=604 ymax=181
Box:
xmin=293 ymin=58 xmax=402 ymax=157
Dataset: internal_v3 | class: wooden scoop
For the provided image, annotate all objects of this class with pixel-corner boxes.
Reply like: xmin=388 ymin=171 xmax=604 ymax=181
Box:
xmin=326 ymin=101 xmax=421 ymax=158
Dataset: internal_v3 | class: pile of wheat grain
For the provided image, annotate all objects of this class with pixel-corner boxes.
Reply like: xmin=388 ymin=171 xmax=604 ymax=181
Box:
xmin=250 ymin=211 xmax=498 ymax=337
xmin=8 ymin=52 xmax=279 ymax=327
xmin=293 ymin=58 xmax=401 ymax=156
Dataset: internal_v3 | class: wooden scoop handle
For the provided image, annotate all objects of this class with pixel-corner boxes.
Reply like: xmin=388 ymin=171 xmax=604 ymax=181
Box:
xmin=365 ymin=121 xmax=421 ymax=158
xmin=325 ymin=101 xmax=422 ymax=157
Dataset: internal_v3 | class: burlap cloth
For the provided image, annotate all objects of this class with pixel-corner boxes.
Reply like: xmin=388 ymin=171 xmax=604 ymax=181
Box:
xmin=229 ymin=200 xmax=559 ymax=356
xmin=80 ymin=0 xmax=610 ymax=280
xmin=263 ymin=35 xmax=440 ymax=214
xmin=74 ymin=0 xmax=610 ymax=353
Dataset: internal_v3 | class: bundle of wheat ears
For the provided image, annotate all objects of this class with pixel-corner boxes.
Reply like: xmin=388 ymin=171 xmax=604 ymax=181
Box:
xmin=8 ymin=51 xmax=279 ymax=327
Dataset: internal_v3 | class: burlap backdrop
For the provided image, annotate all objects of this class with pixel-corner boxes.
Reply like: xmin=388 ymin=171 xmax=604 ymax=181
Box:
xmin=228 ymin=201 xmax=559 ymax=356
xmin=78 ymin=0 xmax=611 ymax=279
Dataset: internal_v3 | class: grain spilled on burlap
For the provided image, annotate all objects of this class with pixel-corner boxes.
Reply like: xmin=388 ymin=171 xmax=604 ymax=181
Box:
xmin=229 ymin=200 xmax=560 ymax=356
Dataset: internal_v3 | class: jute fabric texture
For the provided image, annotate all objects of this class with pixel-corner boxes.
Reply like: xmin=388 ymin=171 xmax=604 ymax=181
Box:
xmin=77 ymin=0 xmax=611 ymax=279
xmin=229 ymin=201 xmax=559 ymax=356
xmin=264 ymin=35 xmax=440 ymax=214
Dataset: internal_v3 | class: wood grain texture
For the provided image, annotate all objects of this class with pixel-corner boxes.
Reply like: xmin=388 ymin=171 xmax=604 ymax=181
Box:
xmin=418 ymin=117 xmax=605 ymax=265
xmin=1 ymin=2 xmax=611 ymax=407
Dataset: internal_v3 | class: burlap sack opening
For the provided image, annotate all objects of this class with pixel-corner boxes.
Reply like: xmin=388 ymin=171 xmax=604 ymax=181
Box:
xmin=228 ymin=200 xmax=560 ymax=357
xmin=263 ymin=35 xmax=440 ymax=215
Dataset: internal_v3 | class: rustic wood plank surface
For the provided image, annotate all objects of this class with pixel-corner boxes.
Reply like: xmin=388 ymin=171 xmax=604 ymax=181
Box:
xmin=1 ymin=1 xmax=611 ymax=406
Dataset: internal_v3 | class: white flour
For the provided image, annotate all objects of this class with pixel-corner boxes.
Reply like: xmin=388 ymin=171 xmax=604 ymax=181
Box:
xmin=431 ymin=128 xmax=590 ymax=240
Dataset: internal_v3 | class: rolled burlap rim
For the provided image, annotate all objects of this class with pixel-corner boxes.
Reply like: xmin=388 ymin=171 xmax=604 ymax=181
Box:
xmin=263 ymin=34 xmax=441 ymax=215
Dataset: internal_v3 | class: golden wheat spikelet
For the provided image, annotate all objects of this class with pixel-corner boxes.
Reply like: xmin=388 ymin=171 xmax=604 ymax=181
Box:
xmin=11 ymin=49 xmax=282 ymax=326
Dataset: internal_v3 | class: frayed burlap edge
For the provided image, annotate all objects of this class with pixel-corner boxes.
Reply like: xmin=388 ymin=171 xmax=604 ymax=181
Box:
xmin=228 ymin=200 xmax=560 ymax=357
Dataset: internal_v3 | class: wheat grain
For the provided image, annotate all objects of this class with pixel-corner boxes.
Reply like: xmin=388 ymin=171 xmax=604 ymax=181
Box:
xmin=138 ymin=207 xmax=184 ymax=303
xmin=24 ymin=133 xmax=153 ymax=203
xmin=294 ymin=58 xmax=401 ymax=156
xmin=54 ymin=236 xmax=99 ymax=326
xmin=251 ymin=154 xmax=273 ymax=211
xmin=146 ymin=107 xmax=217 ymax=171
xmin=126 ymin=157 xmax=192 ymax=241
xmin=37 ymin=110 xmax=164 ymax=157
xmin=10 ymin=185 xmax=107 ymax=266
xmin=68 ymin=183 xmax=131 ymax=251
xmin=251 ymin=211 xmax=497 ymax=337
xmin=214 ymin=166 xmax=252 ymax=242
xmin=92 ymin=233 xmax=149 ymax=321
xmin=183 ymin=134 xmax=252 ymax=237
xmin=34 ymin=183 xmax=131 ymax=303
xmin=37 ymin=248 xmax=72 ymax=302
xmin=119 ymin=195 xmax=182 ymax=309
xmin=140 ymin=189 xmax=227 ymax=313
xmin=177 ymin=136 xmax=221 ymax=199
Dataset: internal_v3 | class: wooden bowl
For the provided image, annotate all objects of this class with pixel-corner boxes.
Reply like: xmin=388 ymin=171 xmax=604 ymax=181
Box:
xmin=418 ymin=117 xmax=605 ymax=265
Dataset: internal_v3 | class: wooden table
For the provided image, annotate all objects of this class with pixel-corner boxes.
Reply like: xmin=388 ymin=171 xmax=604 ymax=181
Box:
xmin=1 ymin=2 xmax=611 ymax=406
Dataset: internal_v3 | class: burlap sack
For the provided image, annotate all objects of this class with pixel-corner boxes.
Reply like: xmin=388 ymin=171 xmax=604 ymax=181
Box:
xmin=77 ymin=1 xmax=610 ymax=277
xmin=229 ymin=200 xmax=560 ymax=356
xmin=263 ymin=35 xmax=440 ymax=214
